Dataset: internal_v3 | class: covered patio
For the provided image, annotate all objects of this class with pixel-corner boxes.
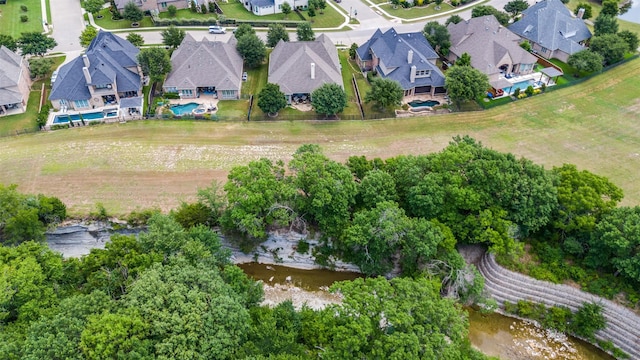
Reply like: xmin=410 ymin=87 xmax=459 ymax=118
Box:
xmin=539 ymin=67 xmax=563 ymax=85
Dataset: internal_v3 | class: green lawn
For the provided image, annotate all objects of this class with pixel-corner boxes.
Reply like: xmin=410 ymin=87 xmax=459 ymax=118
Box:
xmin=217 ymin=2 xmax=291 ymax=21
xmin=380 ymin=3 xmax=454 ymax=20
xmin=0 ymin=58 xmax=639 ymax=215
xmin=300 ymin=6 xmax=345 ymax=28
xmin=0 ymin=0 xmax=44 ymax=37
xmin=241 ymin=57 xmax=269 ymax=97
xmin=217 ymin=99 xmax=250 ymax=119
xmin=338 ymin=50 xmax=369 ymax=116
xmin=158 ymin=8 xmax=217 ymax=20
xmin=93 ymin=9 xmax=155 ymax=29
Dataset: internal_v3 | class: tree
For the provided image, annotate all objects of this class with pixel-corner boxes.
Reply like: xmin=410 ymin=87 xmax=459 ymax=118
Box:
xmin=567 ymin=50 xmax=603 ymax=73
xmin=590 ymin=34 xmax=628 ymax=65
xmin=307 ymin=5 xmax=316 ymax=18
xmin=79 ymin=26 xmax=98 ymax=47
xmin=600 ymin=0 xmax=619 ymax=16
xmin=445 ymin=14 xmax=463 ymax=25
xmin=456 ymin=52 xmax=471 ymax=66
xmin=257 ymin=83 xmax=287 ymax=116
xmin=83 ymin=0 xmax=105 ymax=17
xmin=504 ymin=0 xmax=529 ymax=16
xmin=573 ymin=2 xmax=593 ymax=20
xmin=123 ymin=1 xmax=144 ymax=25
xmin=356 ymin=169 xmax=397 ymax=209
xmin=137 ymin=47 xmax=172 ymax=83
xmin=161 ymin=25 xmax=186 ymax=49
xmin=423 ymin=21 xmax=451 ymax=55
xmin=200 ymin=3 xmax=208 ymax=13
xmin=349 ymin=43 xmax=358 ymax=59
xmin=317 ymin=0 xmax=326 ymax=13
xmin=267 ymin=23 xmax=289 ymax=48
xmin=80 ymin=311 xmax=153 ymax=359
xmin=471 ymin=5 xmax=510 ymax=26
xmin=236 ymin=33 xmax=266 ymax=68
xmin=445 ymin=65 xmax=489 ymax=109
xmin=28 ymin=57 xmax=54 ymax=80
xmin=311 ymin=83 xmax=347 ymax=117
xmin=281 ymin=2 xmax=292 ymax=18
xmin=167 ymin=4 xmax=177 ymax=16
xmin=0 ymin=34 xmax=17 ymax=52
xmin=126 ymin=32 xmax=144 ymax=48
xmin=17 ymin=32 xmax=57 ymax=56
xmin=296 ymin=22 xmax=315 ymax=41
xmin=594 ymin=14 xmax=619 ymax=36
xmin=364 ymin=78 xmax=403 ymax=110
xmin=618 ymin=30 xmax=639 ymax=52
xmin=234 ymin=23 xmax=255 ymax=39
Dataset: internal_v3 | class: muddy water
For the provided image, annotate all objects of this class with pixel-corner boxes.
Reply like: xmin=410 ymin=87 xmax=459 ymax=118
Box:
xmin=239 ymin=263 xmax=614 ymax=360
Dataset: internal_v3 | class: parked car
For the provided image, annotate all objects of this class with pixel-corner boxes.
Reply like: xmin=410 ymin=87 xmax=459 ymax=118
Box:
xmin=208 ymin=26 xmax=226 ymax=34
xmin=50 ymin=70 xmax=58 ymax=84
xmin=242 ymin=72 xmax=248 ymax=81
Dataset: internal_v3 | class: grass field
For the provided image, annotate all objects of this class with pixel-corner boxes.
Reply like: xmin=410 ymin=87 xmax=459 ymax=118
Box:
xmin=380 ymin=3 xmax=455 ymax=19
xmin=0 ymin=0 xmax=44 ymax=37
xmin=0 ymin=58 xmax=639 ymax=216
xmin=93 ymin=9 xmax=155 ymax=29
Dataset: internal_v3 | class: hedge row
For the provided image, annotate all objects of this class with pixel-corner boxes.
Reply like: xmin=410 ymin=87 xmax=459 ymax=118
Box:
xmin=150 ymin=14 xmax=305 ymax=28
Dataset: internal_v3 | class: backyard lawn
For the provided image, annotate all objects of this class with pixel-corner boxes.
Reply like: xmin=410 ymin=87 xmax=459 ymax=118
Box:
xmin=0 ymin=57 xmax=639 ymax=215
xmin=380 ymin=3 xmax=455 ymax=20
xmin=241 ymin=58 xmax=269 ymax=97
xmin=216 ymin=99 xmax=249 ymax=119
xmin=93 ymin=9 xmax=155 ymax=29
xmin=0 ymin=0 xmax=44 ymax=37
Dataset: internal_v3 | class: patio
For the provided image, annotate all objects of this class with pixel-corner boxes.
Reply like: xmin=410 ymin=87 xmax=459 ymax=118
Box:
xmin=490 ymin=68 xmax=561 ymax=98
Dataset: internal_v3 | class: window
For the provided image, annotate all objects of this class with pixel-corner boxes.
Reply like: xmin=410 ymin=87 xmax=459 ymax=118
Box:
xmin=60 ymin=99 xmax=68 ymax=106
xmin=166 ymin=87 xmax=177 ymax=93
xmin=74 ymin=100 xmax=89 ymax=108
xmin=221 ymin=90 xmax=236 ymax=99
xmin=415 ymin=69 xmax=431 ymax=77
xmin=541 ymin=47 xmax=548 ymax=53
xmin=161 ymin=2 xmax=167 ymax=7
xmin=95 ymin=84 xmax=111 ymax=89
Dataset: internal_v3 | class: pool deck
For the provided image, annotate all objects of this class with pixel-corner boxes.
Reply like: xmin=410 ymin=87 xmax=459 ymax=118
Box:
xmin=165 ymin=94 xmax=219 ymax=115
xmin=46 ymin=106 xmax=121 ymax=128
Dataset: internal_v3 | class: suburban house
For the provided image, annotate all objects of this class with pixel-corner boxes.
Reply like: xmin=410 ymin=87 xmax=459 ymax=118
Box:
xmin=356 ymin=28 xmax=446 ymax=97
xmin=163 ymin=34 xmax=243 ymax=100
xmin=243 ymin=0 xmax=308 ymax=16
xmin=447 ymin=15 xmax=538 ymax=80
xmin=0 ymin=46 xmax=31 ymax=117
xmin=114 ymin=0 xmax=191 ymax=12
xmin=508 ymin=0 xmax=591 ymax=62
xmin=268 ymin=34 xmax=342 ymax=104
xmin=49 ymin=31 xmax=144 ymax=113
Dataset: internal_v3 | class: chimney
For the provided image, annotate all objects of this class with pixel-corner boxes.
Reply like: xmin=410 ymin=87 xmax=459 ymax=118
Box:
xmin=82 ymin=54 xmax=90 ymax=68
xmin=311 ymin=63 xmax=315 ymax=80
xmin=82 ymin=66 xmax=92 ymax=84
xmin=577 ymin=7 xmax=585 ymax=19
xmin=407 ymin=49 xmax=413 ymax=64
xmin=410 ymin=65 xmax=416 ymax=83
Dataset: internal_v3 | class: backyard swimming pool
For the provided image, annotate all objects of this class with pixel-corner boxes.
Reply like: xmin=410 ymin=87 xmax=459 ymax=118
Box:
xmin=503 ymin=79 xmax=535 ymax=94
xmin=170 ymin=103 xmax=199 ymax=116
xmin=52 ymin=110 xmax=118 ymax=124
xmin=408 ymin=100 xmax=441 ymax=108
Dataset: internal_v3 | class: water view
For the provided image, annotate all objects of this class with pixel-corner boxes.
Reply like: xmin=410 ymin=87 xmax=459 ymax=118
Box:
xmin=619 ymin=0 xmax=640 ymax=24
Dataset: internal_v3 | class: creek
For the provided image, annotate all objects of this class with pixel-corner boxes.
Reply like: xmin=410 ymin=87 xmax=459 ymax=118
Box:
xmin=46 ymin=226 xmax=613 ymax=359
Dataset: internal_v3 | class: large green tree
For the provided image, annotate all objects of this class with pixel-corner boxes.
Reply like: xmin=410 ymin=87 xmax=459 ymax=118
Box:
xmin=0 ymin=34 xmax=18 ymax=52
xmin=567 ymin=50 xmax=604 ymax=73
xmin=618 ymin=30 xmax=639 ymax=52
xmin=594 ymin=14 xmax=619 ymax=36
xmin=28 ymin=57 xmax=54 ymax=80
xmin=590 ymin=33 xmax=628 ymax=65
xmin=161 ymin=25 xmax=186 ymax=49
xmin=137 ymin=47 xmax=172 ymax=83
xmin=423 ymin=21 xmax=451 ymax=55
xmin=311 ymin=83 xmax=347 ymax=117
xmin=122 ymin=1 xmax=144 ymax=25
xmin=234 ymin=24 xmax=256 ymax=39
xmin=444 ymin=65 xmax=489 ymax=109
xmin=296 ymin=22 xmax=315 ymax=41
xmin=573 ymin=2 xmax=593 ymax=20
xmin=471 ymin=5 xmax=510 ymax=26
xmin=83 ymin=0 xmax=105 ymax=17
xmin=504 ymin=0 xmax=529 ymax=16
xmin=125 ymin=32 xmax=144 ymax=48
xmin=267 ymin=23 xmax=289 ymax=48
xmin=257 ymin=83 xmax=287 ymax=116
xmin=79 ymin=26 xmax=98 ymax=47
xmin=364 ymin=78 xmax=403 ymax=110
xmin=17 ymin=32 xmax=57 ymax=56
xmin=236 ymin=33 xmax=267 ymax=68
xmin=600 ymin=0 xmax=620 ymax=16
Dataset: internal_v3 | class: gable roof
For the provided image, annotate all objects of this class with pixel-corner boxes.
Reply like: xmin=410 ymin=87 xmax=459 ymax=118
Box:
xmin=268 ymin=34 xmax=342 ymax=95
xmin=356 ymin=27 xmax=445 ymax=90
xmin=49 ymin=31 xmax=141 ymax=101
xmin=164 ymin=34 xmax=244 ymax=92
xmin=448 ymin=15 xmax=537 ymax=76
xmin=248 ymin=0 xmax=274 ymax=7
xmin=508 ymin=0 xmax=591 ymax=55
xmin=0 ymin=46 xmax=26 ymax=105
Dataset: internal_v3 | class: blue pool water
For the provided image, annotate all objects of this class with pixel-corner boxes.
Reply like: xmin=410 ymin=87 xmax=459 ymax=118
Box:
xmin=53 ymin=111 xmax=117 ymax=124
xmin=408 ymin=100 xmax=440 ymax=107
xmin=171 ymin=103 xmax=199 ymax=115
xmin=503 ymin=80 xmax=534 ymax=93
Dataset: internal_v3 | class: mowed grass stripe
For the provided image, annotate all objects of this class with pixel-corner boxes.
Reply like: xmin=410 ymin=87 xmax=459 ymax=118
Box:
xmin=0 ymin=58 xmax=639 ymax=215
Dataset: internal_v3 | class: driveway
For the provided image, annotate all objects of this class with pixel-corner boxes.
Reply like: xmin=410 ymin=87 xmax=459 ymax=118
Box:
xmin=50 ymin=0 xmax=85 ymax=53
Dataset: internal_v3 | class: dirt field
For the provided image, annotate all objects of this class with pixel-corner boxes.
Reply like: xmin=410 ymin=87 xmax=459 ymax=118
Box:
xmin=1 ymin=58 xmax=639 ymax=216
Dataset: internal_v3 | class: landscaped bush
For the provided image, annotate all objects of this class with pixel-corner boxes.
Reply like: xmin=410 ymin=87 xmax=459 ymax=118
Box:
xmin=21 ymin=15 xmax=29 ymax=22
xmin=51 ymin=124 xmax=69 ymax=130
xmin=21 ymin=5 xmax=28 ymax=11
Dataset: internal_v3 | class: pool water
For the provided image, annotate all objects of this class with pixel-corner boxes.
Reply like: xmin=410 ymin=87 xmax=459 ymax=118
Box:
xmin=53 ymin=110 xmax=117 ymax=124
xmin=408 ymin=100 xmax=440 ymax=107
xmin=504 ymin=80 xmax=534 ymax=93
xmin=171 ymin=103 xmax=199 ymax=115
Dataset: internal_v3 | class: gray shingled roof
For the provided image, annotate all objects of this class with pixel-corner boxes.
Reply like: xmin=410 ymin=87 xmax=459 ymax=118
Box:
xmin=248 ymin=0 xmax=274 ymax=7
xmin=356 ymin=28 xmax=445 ymax=91
xmin=0 ymin=46 xmax=26 ymax=106
xmin=268 ymin=34 xmax=343 ymax=95
xmin=164 ymin=34 xmax=243 ymax=93
xmin=448 ymin=15 xmax=537 ymax=77
xmin=49 ymin=31 xmax=141 ymax=102
xmin=508 ymin=0 xmax=591 ymax=56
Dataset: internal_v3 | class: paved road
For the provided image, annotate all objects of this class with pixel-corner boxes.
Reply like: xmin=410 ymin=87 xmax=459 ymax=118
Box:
xmin=50 ymin=0 xmax=85 ymax=53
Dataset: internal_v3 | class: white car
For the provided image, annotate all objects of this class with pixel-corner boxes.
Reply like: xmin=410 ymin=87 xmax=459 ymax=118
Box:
xmin=208 ymin=26 xmax=226 ymax=34
xmin=51 ymin=70 xmax=59 ymax=84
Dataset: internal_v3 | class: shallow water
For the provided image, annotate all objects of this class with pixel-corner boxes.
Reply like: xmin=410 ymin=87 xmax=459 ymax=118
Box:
xmin=239 ymin=263 xmax=614 ymax=360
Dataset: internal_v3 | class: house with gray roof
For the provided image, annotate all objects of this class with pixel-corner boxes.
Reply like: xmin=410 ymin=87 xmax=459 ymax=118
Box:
xmin=508 ymin=0 xmax=591 ymax=62
xmin=447 ymin=15 xmax=538 ymax=81
xmin=0 ymin=46 xmax=31 ymax=117
xmin=49 ymin=31 xmax=143 ymax=112
xmin=268 ymin=34 xmax=342 ymax=104
xmin=163 ymin=34 xmax=243 ymax=100
xmin=356 ymin=28 xmax=446 ymax=97
xmin=242 ymin=0 xmax=308 ymax=16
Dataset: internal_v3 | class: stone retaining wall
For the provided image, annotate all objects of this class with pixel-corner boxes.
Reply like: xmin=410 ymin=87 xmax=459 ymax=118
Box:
xmin=478 ymin=253 xmax=640 ymax=359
